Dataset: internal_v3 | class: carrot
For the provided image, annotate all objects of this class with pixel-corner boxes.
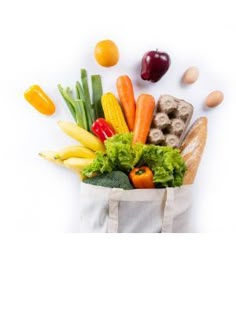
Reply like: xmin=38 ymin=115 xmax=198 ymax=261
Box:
xmin=132 ymin=94 xmax=155 ymax=144
xmin=116 ymin=75 xmax=136 ymax=131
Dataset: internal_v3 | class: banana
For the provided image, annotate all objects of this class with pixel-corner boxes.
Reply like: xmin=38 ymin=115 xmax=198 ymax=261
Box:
xmin=54 ymin=145 xmax=96 ymax=160
xmin=39 ymin=151 xmax=63 ymax=165
xmin=39 ymin=152 xmax=92 ymax=179
xmin=58 ymin=121 xmax=105 ymax=152
xmin=63 ymin=158 xmax=94 ymax=172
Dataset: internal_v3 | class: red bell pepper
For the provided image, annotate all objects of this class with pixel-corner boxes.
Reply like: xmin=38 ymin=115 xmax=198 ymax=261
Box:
xmin=91 ymin=118 xmax=115 ymax=142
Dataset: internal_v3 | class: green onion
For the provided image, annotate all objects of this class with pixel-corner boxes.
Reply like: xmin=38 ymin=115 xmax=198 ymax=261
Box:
xmin=91 ymin=75 xmax=104 ymax=119
xmin=58 ymin=69 xmax=104 ymax=132
xmin=81 ymin=69 xmax=94 ymax=129
xmin=75 ymin=81 xmax=84 ymax=100
xmin=58 ymin=84 xmax=76 ymax=121
xmin=74 ymin=99 xmax=88 ymax=131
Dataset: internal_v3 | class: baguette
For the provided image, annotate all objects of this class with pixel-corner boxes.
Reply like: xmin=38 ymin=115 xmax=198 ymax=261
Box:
xmin=180 ymin=117 xmax=207 ymax=184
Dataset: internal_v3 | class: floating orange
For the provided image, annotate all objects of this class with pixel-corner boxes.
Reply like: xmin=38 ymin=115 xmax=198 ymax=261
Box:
xmin=94 ymin=40 xmax=119 ymax=67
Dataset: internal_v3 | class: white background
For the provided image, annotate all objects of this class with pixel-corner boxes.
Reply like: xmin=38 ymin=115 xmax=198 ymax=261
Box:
xmin=0 ymin=0 xmax=236 ymax=314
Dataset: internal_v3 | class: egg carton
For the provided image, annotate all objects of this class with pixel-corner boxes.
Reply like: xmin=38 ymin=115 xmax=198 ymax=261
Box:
xmin=148 ymin=95 xmax=194 ymax=147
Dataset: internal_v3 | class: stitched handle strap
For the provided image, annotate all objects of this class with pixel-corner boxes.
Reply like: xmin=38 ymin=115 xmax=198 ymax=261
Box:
xmin=108 ymin=189 xmax=123 ymax=233
xmin=161 ymin=188 xmax=175 ymax=233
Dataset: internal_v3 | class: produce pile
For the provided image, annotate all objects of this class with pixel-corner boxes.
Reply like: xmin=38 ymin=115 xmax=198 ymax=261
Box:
xmin=24 ymin=39 xmax=223 ymax=190
xmin=38 ymin=68 xmax=187 ymax=190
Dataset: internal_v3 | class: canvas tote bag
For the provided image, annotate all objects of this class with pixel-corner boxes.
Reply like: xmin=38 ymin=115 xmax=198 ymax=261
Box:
xmin=78 ymin=183 xmax=193 ymax=233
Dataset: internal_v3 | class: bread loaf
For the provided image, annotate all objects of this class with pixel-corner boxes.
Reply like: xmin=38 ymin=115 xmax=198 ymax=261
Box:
xmin=180 ymin=117 xmax=207 ymax=184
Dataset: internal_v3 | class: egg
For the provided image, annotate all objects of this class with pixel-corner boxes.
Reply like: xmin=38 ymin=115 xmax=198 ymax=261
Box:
xmin=182 ymin=66 xmax=199 ymax=84
xmin=205 ymin=90 xmax=224 ymax=108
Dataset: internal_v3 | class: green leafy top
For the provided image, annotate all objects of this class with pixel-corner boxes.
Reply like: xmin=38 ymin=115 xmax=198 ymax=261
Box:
xmin=58 ymin=69 xmax=104 ymax=131
xmin=82 ymin=133 xmax=186 ymax=187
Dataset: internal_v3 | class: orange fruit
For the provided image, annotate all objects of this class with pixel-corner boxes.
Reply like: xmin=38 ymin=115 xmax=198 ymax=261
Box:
xmin=94 ymin=40 xmax=119 ymax=67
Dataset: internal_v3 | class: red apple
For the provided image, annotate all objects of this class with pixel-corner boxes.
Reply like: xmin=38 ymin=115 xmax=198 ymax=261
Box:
xmin=141 ymin=49 xmax=170 ymax=83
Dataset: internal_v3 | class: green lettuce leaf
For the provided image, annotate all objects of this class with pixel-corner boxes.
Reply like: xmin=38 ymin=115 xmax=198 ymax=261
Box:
xmin=82 ymin=133 xmax=186 ymax=187
xmin=140 ymin=145 xmax=186 ymax=187
xmin=82 ymin=152 xmax=114 ymax=178
xmin=105 ymin=133 xmax=143 ymax=172
xmin=82 ymin=133 xmax=143 ymax=177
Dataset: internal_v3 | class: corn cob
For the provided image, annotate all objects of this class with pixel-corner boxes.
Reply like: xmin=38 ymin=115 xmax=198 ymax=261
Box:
xmin=58 ymin=121 xmax=105 ymax=152
xmin=101 ymin=93 xmax=129 ymax=134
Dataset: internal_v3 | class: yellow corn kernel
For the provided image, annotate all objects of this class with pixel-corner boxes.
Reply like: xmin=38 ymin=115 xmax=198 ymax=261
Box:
xmin=101 ymin=93 xmax=129 ymax=134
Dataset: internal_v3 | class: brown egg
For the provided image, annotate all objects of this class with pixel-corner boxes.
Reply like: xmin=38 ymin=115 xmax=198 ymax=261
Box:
xmin=182 ymin=67 xmax=199 ymax=84
xmin=205 ymin=90 xmax=224 ymax=108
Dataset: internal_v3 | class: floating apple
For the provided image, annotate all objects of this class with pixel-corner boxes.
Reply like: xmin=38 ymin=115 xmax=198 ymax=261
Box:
xmin=141 ymin=49 xmax=170 ymax=83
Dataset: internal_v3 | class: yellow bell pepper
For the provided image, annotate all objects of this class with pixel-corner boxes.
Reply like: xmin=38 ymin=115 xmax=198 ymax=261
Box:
xmin=24 ymin=85 xmax=56 ymax=115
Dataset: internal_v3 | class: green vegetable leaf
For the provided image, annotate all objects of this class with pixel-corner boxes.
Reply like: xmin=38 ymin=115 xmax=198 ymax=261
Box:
xmin=82 ymin=152 xmax=114 ymax=178
xmin=73 ymin=99 xmax=88 ymax=130
xmin=91 ymin=75 xmax=104 ymax=119
xmin=58 ymin=84 xmax=77 ymax=121
xmin=81 ymin=69 xmax=94 ymax=129
xmin=82 ymin=133 xmax=143 ymax=177
xmin=105 ymin=133 xmax=143 ymax=172
xmin=58 ymin=69 xmax=104 ymax=130
xmin=75 ymin=81 xmax=84 ymax=101
xmin=141 ymin=145 xmax=187 ymax=187
xmin=82 ymin=134 xmax=186 ymax=187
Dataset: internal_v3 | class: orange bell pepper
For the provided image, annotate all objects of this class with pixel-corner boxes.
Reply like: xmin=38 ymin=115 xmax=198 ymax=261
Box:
xmin=129 ymin=166 xmax=155 ymax=189
xmin=24 ymin=85 xmax=56 ymax=115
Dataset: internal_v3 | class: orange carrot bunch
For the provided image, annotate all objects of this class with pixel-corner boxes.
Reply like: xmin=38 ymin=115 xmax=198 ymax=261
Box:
xmin=116 ymin=75 xmax=136 ymax=131
xmin=116 ymin=75 xmax=155 ymax=145
xmin=132 ymin=94 xmax=155 ymax=144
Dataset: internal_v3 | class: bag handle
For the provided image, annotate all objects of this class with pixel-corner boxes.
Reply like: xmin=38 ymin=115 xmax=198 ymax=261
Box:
xmin=161 ymin=188 xmax=175 ymax=233
xmin=108 ymin=189 xmax=123 ymax=233
xmin=108 ymin=187 xmax=176 ymax=233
